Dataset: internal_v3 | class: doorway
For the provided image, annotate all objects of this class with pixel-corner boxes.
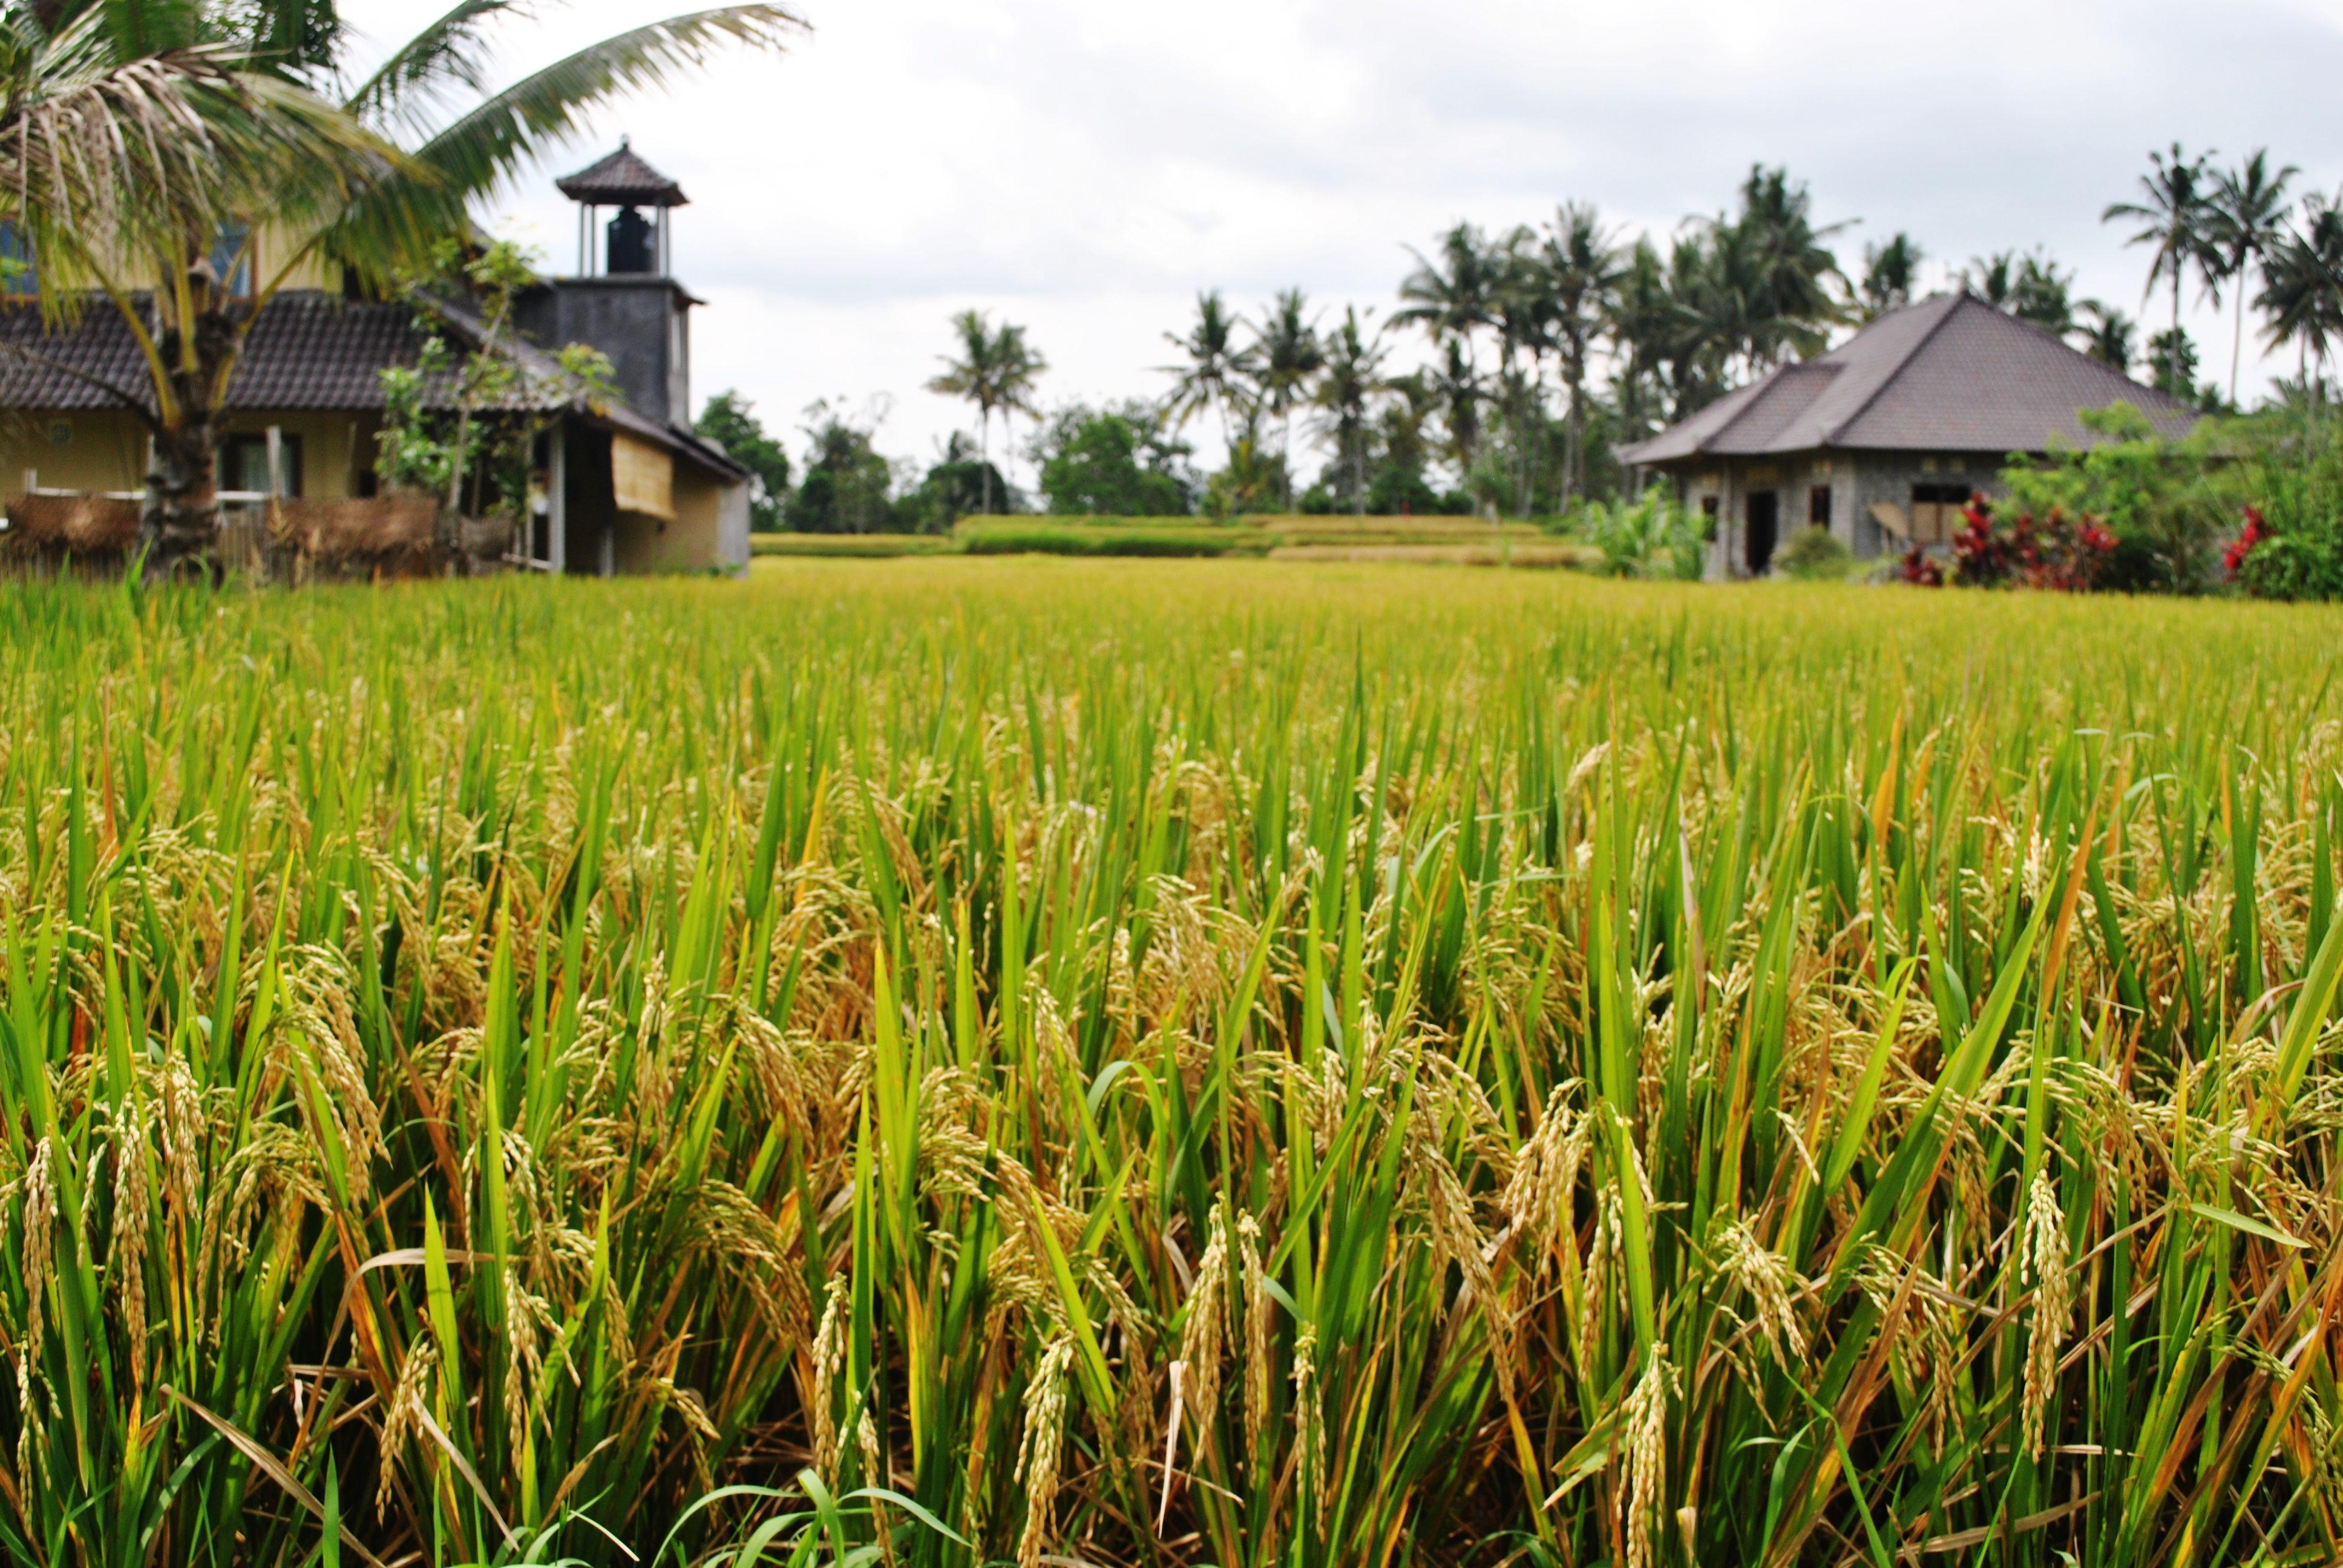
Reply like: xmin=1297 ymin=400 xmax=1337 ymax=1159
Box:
xmin=1746 ymin=491 xmax=1778 ymax=574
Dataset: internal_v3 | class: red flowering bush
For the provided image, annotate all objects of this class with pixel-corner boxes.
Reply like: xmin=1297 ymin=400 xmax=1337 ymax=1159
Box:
xmin=2224 ymin=505 xmax=2272 ymax=580
xmin=1900 ymin=547 xmax=1944 ymax=586
xmin=1947 ymin=494 xmax=2115 ymax=591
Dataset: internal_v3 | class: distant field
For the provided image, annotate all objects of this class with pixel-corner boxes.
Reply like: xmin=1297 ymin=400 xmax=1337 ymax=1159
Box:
xmin=753 ymin=513 xmax=1596 ymax=566
xmin=4 ymin=560 xmax=2340 ymax=1566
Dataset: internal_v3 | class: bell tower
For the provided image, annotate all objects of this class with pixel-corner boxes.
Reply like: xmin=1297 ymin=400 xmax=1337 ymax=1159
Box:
xmin=517 ymin=140 xmax=698 ymax=426
xmin=555 ymin=137 xmax=687 ymax=278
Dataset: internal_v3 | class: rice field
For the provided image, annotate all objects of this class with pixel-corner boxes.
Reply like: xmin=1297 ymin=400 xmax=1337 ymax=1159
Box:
xmin=1 ymin=558 xmax=2341 ymax=1568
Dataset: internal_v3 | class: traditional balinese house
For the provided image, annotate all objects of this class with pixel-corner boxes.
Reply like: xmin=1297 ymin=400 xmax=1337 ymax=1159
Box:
xmin=0 ymin=142 xmax=749 ymax=574
xmin=1619 ymin=292 xmax=2201 ymax=577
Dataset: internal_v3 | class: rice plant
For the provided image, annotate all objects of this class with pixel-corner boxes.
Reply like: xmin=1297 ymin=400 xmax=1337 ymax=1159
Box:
xmin=0 ymin=560 xmax=2338 ymax=1567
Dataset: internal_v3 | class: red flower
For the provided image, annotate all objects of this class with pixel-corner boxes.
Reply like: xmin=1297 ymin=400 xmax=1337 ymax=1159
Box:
xmin=2224 ymin=505 xmax=2272 ymax=580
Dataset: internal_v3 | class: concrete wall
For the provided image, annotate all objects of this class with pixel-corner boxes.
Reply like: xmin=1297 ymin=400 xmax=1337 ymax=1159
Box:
xmin=516 ymin=280 xmax=690 ymax=427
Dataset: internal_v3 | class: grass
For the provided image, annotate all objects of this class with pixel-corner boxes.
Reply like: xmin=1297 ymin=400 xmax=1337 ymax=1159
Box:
xmin=1 ymin=558 xmax=2341 ymax=1567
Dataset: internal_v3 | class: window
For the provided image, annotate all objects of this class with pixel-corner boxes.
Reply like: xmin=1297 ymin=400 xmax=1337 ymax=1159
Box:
xmin=218 ymin=433 xmax=302 ymax=497
xmin=0 ymin=221 xmax=34 ymax=297
xmin=1809 ymin=484 xmax=1832 ymax=528
xmin=1908 ymin=482 xmax=1971 ymax=546
xmin=210 ymin=223 xmax=254 ymax=299
xmin=1700 ymin=495 xmax=1720 ymax=521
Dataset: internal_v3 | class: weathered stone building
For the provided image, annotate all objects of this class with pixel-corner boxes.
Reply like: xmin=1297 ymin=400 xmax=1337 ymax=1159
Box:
xmin=1619 ymin=292 xmax=2201 ymax=576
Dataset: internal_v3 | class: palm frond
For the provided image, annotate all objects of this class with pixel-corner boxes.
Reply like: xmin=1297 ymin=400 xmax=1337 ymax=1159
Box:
xmin=341 ymin=0 xmax=524 ymax=140
xmin=0 ymin=9 xmax=421 ymax=309
xmin=402 ymin=5 xmax=802 ymax=209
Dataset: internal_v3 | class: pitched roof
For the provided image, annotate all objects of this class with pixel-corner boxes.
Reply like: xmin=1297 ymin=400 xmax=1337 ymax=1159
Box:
xmin=0 ymin=293 xmax=454 ymax=413
xmin=1619 ymin=293 xmax=2201 ymax=466
xmin=0 ymin=291 xmax=746 ymax=480
xmin=554 ymin=141 xmax=687 ymax=207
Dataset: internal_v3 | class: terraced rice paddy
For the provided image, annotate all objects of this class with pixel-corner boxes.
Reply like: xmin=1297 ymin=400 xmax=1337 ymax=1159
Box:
xmin=1 ymin=558 xmax=2340 ymax=1567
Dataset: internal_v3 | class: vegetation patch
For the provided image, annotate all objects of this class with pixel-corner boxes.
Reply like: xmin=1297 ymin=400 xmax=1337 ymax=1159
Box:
xmin=2 ymin=562 xmax=2339 ymax=1564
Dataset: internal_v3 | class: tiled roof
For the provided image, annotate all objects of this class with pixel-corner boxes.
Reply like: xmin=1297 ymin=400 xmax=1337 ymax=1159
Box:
xmin=554 ymin=142 xmax=687 ymax=207
xmin=0 ymin=290 xmax=745 ymax=480
xmin=0 ymin=293 xmax=484 ymax=413
xmin=1620 ymin=293 xmax=2201 ymax=465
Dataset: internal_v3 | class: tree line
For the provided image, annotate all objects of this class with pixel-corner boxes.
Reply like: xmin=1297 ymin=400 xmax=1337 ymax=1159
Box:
xmin=716 ymin=145 xmax=2343 ymax=530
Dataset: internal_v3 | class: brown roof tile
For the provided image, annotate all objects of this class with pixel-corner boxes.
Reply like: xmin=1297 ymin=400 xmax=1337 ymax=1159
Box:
xmin=1620 ymin=293 xmax=2200 ymax=466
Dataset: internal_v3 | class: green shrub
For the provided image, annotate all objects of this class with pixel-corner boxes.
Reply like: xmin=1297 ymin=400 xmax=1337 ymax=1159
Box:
xmin=1773 ymin=524 xmax=1853 ymax=580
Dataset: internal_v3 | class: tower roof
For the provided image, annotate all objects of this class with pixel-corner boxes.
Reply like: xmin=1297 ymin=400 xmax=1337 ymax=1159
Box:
xmin=555 ymin=140 xmax=687 ymax=207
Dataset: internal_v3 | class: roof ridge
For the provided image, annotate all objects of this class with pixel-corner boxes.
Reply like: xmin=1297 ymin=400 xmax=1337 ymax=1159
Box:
xmin=1820 ymin=292 xmax=1965 ymax=447
xmin=1693 ymin=365 xmax=1789 ymax=455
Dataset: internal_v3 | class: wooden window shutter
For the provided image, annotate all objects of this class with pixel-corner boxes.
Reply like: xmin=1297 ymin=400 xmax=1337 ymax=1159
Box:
xmin=612 ymin=433 xmax=675 ymax=520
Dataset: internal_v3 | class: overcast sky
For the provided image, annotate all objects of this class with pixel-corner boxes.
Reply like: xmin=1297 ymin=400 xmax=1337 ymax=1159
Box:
xmin=342 ymin=0 xmax=2343 ymax=487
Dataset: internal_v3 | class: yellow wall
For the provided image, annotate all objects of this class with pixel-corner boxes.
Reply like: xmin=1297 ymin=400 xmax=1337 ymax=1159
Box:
xmin=611 ymin=460 xmax=723 ymax=572
xmin=2 ymin=410 xmax=378 ymax=500
xmin=1 ymin=410 xmax=147 ymax=495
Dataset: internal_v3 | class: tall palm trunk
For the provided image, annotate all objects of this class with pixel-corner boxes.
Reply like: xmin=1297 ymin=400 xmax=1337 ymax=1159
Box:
xmin=978 ymin=407 xmax=992 ymax=516
xmin=140 ymin=298 xmax=240 ymax=581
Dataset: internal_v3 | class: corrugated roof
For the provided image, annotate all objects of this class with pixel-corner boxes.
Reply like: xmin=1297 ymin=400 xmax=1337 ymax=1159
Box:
xmin=554 ymin=142 xmax=687 ymax=207
xmin=1619 ymin=293 xmax=2200 ymax=465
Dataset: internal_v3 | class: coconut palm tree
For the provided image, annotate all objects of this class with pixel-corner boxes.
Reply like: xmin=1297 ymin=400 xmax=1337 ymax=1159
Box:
xmin=326 ymin=4 xmax=804 ymax=273
xmin=1964 ymin=250 xmax=2019 ymax=310
xmin=0 ymin=4 xmax=441 ymax=574
xmin=1394 ymin=222 xmax=1498 ymax=369
xmin=1541 ymin=201 xmax=1623 ymax=505
xmin=1159 ymin=289 xmax=1258 ymax=462
xmin=994 ymin=318 xmax=1047 ymax=502
xmin=1730 ymin=165 xmax=1847 ymax=366
xmin=928 ymin=310 xmax=1009 ymax=514
xmin=1309 ymin=306 xmax=1388 ymax=514
xmin=2076 ymin=301 xmax=2140 ymax=373
xmin=2 ymin=0 xmax=802 ymax=574
xmin=1251 ymin=287 xmax=1322 ymax=509
xmin=2104 ymin=143 xmax=2219 ymax=361
xmin=2259 ymin=191 xmax=2343 ymax=390
xmin=1858 ymin=233 xmax=1924 ymax=320
xmin=2209 ymin=149 xmax=2299 ymax=407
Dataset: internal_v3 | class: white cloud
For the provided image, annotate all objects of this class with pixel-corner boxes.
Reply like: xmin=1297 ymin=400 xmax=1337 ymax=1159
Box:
xmin=340 ymin=0 xmax=2343 ymax=488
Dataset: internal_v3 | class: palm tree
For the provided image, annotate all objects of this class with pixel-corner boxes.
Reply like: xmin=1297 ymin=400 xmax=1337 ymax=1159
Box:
xmin=2011 ymin=251 xmax=2076 ymax=336
xmin=994 ymin=319 xmax=1047 ymax=503
xmin=1252 ymin=287 xmax=1323 ymax=509
xmin=1963 ymin=250 xmax=2019 ymax=310
xmin=0 ymin=5 xmax=442 ymax=574
xmin=2209 ymin=149 xmax=2299 ymax=407
xmin=1859 ymin=234 xmax=1924 ymax=320
xmin=1394 ymin=221 xmax=1498 ymax=368
xmin=1 ymin=0 xmax=801 ymax=573
xmin=1541 ymin=201 xmax=1623 ymax=505
xmin=1730 ymin=165 xmax=1847 ymax=366
xmin=1159 ymin=289 xmax=1259 ymax=463
xmin=327 ymin=4 xmax=804 ymax=278
xmin=1427 ymin=336 xmax=1485 ymax=503
xmin=1309 ymin=306 xmax=1388 ymax=514
xmin=2104 ymin=143 xmax=2218 ymax=356
xmin=2259 ymin=191 xmax=2343 ymax=390
xmin=2076 ymin=301 xmax=2139 ymax=373
xmin=927 ymin=310 xmax=1010 ymax=514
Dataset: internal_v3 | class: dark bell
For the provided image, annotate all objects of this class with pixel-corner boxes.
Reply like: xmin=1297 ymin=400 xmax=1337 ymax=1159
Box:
xmin=606 ymin=207 xmax=655 ymax=275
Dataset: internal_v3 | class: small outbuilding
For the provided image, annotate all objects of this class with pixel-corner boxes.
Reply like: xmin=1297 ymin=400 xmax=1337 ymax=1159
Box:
xmin=1619 ymin=292 xmax=2201 ymax=577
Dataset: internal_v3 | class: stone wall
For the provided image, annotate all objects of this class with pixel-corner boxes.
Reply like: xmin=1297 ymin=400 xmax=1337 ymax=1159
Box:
xmin=1666 ymin=448 xmax=2019 ymax=574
